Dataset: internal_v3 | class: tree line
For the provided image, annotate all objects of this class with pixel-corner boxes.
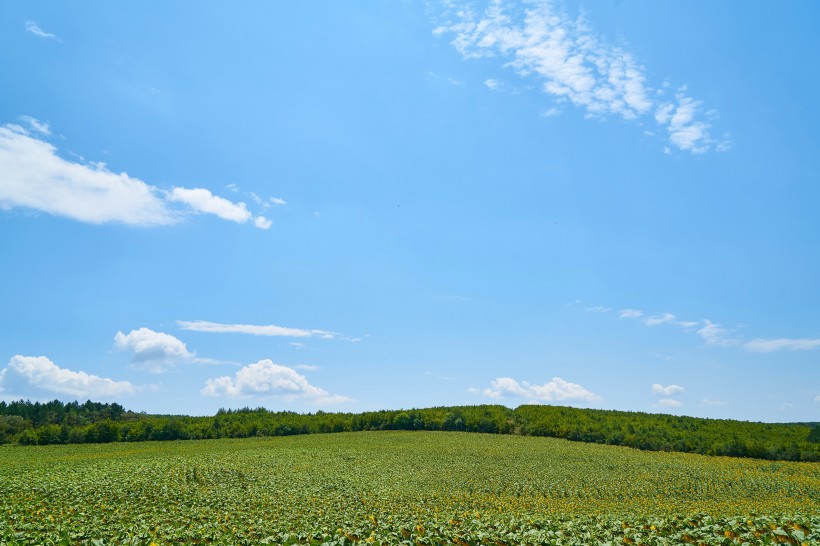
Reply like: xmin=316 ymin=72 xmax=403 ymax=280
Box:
xmin=1 ymin=399 xmax=818 ymax=461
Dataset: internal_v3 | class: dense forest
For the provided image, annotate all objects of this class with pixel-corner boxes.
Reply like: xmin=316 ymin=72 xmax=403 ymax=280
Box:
xmin=1 ymin=399 xmax=818 ymax=461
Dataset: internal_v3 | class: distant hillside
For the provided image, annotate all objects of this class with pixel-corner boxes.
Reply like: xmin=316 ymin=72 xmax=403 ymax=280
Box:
xmin=1 ymin=399 xmax=818 ymax=461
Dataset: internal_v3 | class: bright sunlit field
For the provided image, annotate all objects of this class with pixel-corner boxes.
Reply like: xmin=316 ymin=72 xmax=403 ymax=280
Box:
xmin=1 ymin=432 xmax=818 ymax=545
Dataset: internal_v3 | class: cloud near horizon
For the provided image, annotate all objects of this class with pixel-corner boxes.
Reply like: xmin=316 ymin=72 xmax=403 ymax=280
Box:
xmin=433 ymin=0 xmax=726 ymax=153
xmin=0 ymin=355 xmax=135 ymax=399
xmin=483 ymin=376 xmax=601 ymax=403
xmin=0 ymin=119 xmax=272 ymax=229
xmin=201 ymin=359 xmax=349 ymax=404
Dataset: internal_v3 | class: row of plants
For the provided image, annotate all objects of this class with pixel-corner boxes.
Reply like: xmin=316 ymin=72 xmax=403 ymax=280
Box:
xmin=1 ymin=432 xmax=818 ymax=545
xmin=2 ymin=399 xmax=818 ymax=461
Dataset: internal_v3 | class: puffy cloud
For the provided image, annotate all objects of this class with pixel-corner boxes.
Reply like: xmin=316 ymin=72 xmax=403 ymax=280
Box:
xmin=743 ymin=337 xmax=820 ymax=353
xmin=433 ymin=0 xmax=721 ymax=152
xmin=651 ymin=383 xmax=685 ymax=396
xmin=0 ymin=120 xmax=273 ymax=229
xmin=113 ymin=328 xmax=193 ymax=373
xmin=167 ymin=187 xmax=252 ymax=224
xmin=483 ymin=376 xmax=601 ymax=403
xmin=254 ymin=216 xmax=272 ymax=230
xmin=0 ymin=355 xmax=134 ymax=398
xmin=201 ymin=359 xmax=348 ymax=404
xmin=177 ymin=320 xmax=335 ymax=339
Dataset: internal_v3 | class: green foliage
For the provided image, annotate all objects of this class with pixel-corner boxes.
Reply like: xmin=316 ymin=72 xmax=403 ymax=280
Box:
xmin=1 ymin=399 xmax=818 ymax=462
xmin=0 ymin=432 xmax=817 ymax=545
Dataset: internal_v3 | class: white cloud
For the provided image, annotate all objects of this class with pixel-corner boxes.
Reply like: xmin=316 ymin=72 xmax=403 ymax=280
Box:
xmin=586 ymin=305 xmax=611 ymax=313
xmin=19 ymin=116 xmax=50 ymax=135
xmin=201 ymin=359 xmax=348 ymax=404
xmin=168 ymin=187 xmax=252 ymax=224
xmin=0 ymin=355 xmax=134 ymax=398
xmin=656 ymin=89 xmax=713 ymax=154
xmin=652 ymin=383 xmax=684 ymax=396
xmin=434 ymin=1 xmax=719 ymax=153
xmin=484 ymin=78 xmax=503 ymax=90
xmin=254 ymin=215 xmax=272 ymax=229
xmin=697 ymin=319 xmax=737 ymax=347
xmin=656 ymin=398 xmax=683 ymax=408
xmin=644 ymin=312 xmax=677 ymax=326
xmin=0 ymin=122 xmax=173 ymax=225
xmin=618 ymin=308 xmax=643 ymax=319
xmin=483 ymin=376 xmax=601 ymax=403
xmin=0 ymin=120 xmax=269 ymax=229
xmin=25 ymin=21 xmax=58 ymax=40
xmin=270 ymin=197 xmax=286 ymax=206
xmin=743 ymin=337 xmax=820 ymax=353
xmin=779 ymin=402 xmax=794 ymax=411
xmin=177 ymin=320 xmax=335 ymax=339
xmin=113 ymin=328 xmax=193 ymax=373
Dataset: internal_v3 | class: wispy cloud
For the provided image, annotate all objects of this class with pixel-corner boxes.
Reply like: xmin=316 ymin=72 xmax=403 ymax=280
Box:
xmin=0 ymin=119 xmax=272 ymax=229
xmin=599 ymin=301 xmax=820 ymax=356
xmin=201 ymin=359 xmax=349 ymax=404
xmin=655 ymin=398 xmax=683 ymax=408
xmin=697 ymin=319 xmax=738 ymax=347
xmin=432 ymin=0 xmax=725 ymax=153
xmin=0 ymin=355 xmax=134 ymax=398
xmin=25 ymin=21 xmax=58 ymax=40
xmin=644 ymin=313 xmax=677 ymax=326
xmin=743 ymin=338 xmax=820 ymax=353
xmin=483 ymin=376 xmax=601 ymax=403
xmin=177 ymin=320 xmax=337 ymax=339
xmin=484 ymin=78 xmax=503 ymax=90
xmin=619 ymin=308 xmax=643 ymax=319
xmin=701 ymin=398 xmax=727 ymax=407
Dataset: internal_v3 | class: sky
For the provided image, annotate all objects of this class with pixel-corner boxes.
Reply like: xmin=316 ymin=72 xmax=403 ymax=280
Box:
xmin=1 ymin=1 xmax=818 ymax=422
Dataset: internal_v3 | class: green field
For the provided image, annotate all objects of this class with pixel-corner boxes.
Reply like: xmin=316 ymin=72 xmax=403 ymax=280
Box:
xmin=1 ymin=431 xmax=818 ymax=545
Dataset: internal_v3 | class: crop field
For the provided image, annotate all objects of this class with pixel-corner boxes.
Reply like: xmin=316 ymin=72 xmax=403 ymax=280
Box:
xmin=1 ymin=431 xmax=818 ymax=545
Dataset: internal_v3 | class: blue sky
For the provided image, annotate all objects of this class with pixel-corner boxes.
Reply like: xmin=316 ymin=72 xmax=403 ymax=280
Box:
xmin=1 ymin=1 xmax=818 ymax=422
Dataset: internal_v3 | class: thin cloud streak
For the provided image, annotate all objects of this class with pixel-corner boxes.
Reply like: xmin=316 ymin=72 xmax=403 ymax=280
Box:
xmin=743 ymin=338 xmax=820 ymax=353
xmin=177 ymin=320 xmax=336 ymax=339
xmin=25 ymin=21 xmax=59 ymax=40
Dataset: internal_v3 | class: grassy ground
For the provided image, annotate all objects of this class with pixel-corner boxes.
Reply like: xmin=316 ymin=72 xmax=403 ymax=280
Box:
xmin=1 ymin=431 xmax=818 ymax=545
